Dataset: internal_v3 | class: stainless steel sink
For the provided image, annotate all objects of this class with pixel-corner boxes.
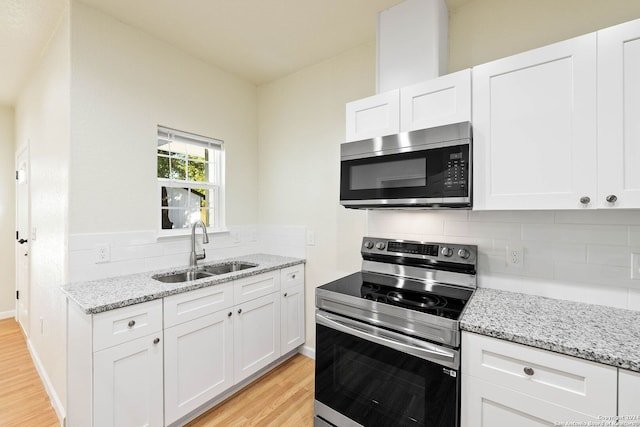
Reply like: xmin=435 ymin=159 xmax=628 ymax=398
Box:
xmin=152 ymin=270 xmax=213 ymax=283
xmin=201 ymin=261 xmax=257 ymax=275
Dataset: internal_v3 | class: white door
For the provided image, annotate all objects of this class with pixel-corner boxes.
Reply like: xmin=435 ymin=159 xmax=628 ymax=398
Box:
xmin=164 ymin=310 xmax=234 ymax=425
xmin=233 ymin=293 xmax=280 ymax=383
xmin=15 ymin=145 xmax=30 ymax=335
xmin=93 ymin=333 xmax=164 ymax=427
xmin=472 ymin=33 xmax=598 ymax=210
xmin=597 ymin=19 xmax=640 ymax=208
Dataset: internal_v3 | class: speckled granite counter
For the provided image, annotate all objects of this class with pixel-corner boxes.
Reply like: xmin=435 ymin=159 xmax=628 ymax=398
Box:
xmin=461 ymin=288 xmax=640 ymax=372
xmin=61 ymin=254 xmax=305 ymax=315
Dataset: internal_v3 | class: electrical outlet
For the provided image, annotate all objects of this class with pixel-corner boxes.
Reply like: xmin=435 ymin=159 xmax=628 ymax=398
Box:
xmin=506 ymin=246 xmax=524 ymax=269
xmin=96 ymin=244 xmax=110 ymax=263
xmin=307 ymin=230 xmax=316 ymax=246
xmin=631 ymin=253 xmax=640 ymax=280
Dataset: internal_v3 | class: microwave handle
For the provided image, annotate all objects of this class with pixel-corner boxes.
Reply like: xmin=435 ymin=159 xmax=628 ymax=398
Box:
xmin=316 ymin=311 xmax=459 ymax=370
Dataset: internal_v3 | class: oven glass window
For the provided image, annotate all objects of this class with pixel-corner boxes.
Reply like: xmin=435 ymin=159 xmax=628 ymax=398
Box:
xmin=315 ymin=324 xmax=458 ymax=427
xmin=350 ymin=158 xmax=427 ymax=190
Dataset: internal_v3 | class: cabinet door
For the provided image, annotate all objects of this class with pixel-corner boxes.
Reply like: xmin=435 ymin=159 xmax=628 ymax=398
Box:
xmin=400 ymin=69 xmax=471 ymax=132
xmin=164 ymin=310 xmax=234 ymax=425
xmin=462 ymin=375 xmax=602 ymax=427
xmin=619 ymin=369 xmax=640 ymax=415
xmin=280 ymin=284 xmax=305 ymax=354
xmin=598 ymin=19 xmax=640 ymax=208
xmin=234 ymin=271 xmax=280 ymax=305
xmin=345 ymin=90 xmax=400 ymax=142
xmin=234 ymin=293 xmax=280 ymax=383
xmin=473 ymin=33 xmax=597 ymax=210
xmin=94 ymin=334 xmax=163 ymax=427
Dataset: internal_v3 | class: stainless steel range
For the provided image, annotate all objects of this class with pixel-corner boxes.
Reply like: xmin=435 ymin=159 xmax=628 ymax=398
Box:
xmin=314 ymin=237 xmax=477 ymax=427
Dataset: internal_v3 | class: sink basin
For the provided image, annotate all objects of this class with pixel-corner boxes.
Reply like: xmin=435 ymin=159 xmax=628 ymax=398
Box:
xmin=152 ymin=270 xmax=213 ymax=283
xmin=201 ymin=261 xmax=257 ymax=275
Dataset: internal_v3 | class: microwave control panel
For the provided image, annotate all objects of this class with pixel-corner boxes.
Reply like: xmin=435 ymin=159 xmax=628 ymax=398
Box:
xmin=443 ymin=148 xmax=468 ymax=195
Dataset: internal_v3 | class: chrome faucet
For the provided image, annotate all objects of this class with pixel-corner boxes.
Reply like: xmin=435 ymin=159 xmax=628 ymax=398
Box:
xmin=190 ymin=220 xmax=210 ymax=269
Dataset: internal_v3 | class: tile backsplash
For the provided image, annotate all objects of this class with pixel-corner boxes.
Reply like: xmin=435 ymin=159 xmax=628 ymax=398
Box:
xmin=368 ymin=210 xmax=640 ymax=311
xmin=68 ymin=225 xmax=306 ymax=283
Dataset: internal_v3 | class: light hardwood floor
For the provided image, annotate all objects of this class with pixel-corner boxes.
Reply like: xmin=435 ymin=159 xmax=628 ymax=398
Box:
xmin=186 ymin=354 xmax=315 ymax=426
xmin=1 ymin=317 xmax=315 ymax=427
xmin=0 ymin=318 xmax=58 ymax=427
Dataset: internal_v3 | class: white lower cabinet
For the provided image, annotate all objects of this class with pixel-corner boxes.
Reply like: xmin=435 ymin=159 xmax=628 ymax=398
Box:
xmin=66 ymin=264 xmax=305 ymax=427
xmin=234 ymin=292 xmax=281 ymax=383
xmin=461 ymin=332 xmax=618 ymax=427
xmin=163 ymin=310 xmax=234 ymax=425
xmin=619 ymin=369 xmax=640 ymax=415
xmin=93 ymin=332 xmax=164 ymax=427
xmin=280 ymin=284 xmax=305 ymax=354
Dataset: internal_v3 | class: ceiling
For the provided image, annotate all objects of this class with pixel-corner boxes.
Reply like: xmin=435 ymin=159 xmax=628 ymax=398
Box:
xmin=0 ymin=0 xmax=470 ymax=106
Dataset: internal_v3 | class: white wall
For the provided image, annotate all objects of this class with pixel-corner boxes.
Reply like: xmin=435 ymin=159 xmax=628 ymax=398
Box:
xmin=449 ymin=0 xmax=640 ymax=73
xmin=14 ymin=4 xmax=70 ymax=420
xmin=257 ymin=43 xmax=371 ymax=350
xmin=70 ymin=1 xmax=259 ymax=235
xmin=0 ymin=105 xmax=15 ymax=317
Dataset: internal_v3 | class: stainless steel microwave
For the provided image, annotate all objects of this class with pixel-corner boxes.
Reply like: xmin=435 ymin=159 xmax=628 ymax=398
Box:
xmin=340 ymin=122 xmax=472 ymax=209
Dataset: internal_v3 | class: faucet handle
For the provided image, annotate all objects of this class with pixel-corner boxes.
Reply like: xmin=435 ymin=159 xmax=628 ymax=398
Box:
xmin=196 ymin=248 xmax=206 ymax=261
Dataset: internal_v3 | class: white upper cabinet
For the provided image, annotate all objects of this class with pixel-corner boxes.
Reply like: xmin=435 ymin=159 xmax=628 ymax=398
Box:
xmin=597 ymin=19 xmax=640 ymax=208
xmin=345 ymin=90 xmax=400 ymax=142
xmin=345 ymin=70 xmax=472 ymax=142
xmin=473 ymin=33 xmax=598 ymax=210
xmin=400 ymin=69 xmax=471 ymax=132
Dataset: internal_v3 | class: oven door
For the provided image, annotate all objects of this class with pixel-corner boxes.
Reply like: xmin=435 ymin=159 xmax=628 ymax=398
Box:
xmin=315 ymin=311 xmax=460 ymax=427
xmin=339 ymin=143 xmax=470 ymax=208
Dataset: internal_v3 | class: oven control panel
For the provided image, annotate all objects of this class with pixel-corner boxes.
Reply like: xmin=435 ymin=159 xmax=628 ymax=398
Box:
xmin=361 ymin=237 xmax=477 ymax=264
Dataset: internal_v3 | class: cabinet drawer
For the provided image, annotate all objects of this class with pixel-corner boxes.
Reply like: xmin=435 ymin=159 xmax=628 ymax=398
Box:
xmin=93 ymin=300 xmax=162 ymax=351
xmin=164 ymin=282 xmax=234 ymax=328
xmin=280 ymin=264 xmax=304 ymax=290
xmin=462 ymin=332 xmax=617 ymax=417
xmin=234 ymin=271 xmax=281 ymax=304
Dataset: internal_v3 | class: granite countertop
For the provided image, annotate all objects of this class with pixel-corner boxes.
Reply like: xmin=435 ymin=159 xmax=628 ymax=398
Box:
xmin=61 ymin=254 xmax=305 ymax=315
xmin=461 ymin=287 xmax=640 ymax=372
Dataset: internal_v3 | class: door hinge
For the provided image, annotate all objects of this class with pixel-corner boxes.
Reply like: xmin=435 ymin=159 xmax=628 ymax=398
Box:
xmin=16 ymin=231 xmax=19 ymax=240
xmin=15 ymin=170 xmax=19 ymax=180
xmin=16 ymin=290 xmax=19 ymax=300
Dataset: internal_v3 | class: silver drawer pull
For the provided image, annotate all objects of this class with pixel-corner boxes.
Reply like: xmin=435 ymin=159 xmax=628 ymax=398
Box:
xmin=153 ymin=337 xmax=160 ymax=345
xmin=292 ymin=274 xmax=296 ymax=279
xmin=524 ymin=367 xmax=535 ymax=376
xmin=128 ymin=320 xmax=135 ymax=328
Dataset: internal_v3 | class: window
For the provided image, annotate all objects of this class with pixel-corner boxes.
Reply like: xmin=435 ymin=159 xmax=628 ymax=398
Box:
xmin=157 ymin=126 xmax=224 ymax=232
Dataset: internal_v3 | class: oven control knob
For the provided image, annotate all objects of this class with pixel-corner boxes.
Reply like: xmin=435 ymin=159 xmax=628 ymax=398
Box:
xmin=441 ymin=247 xmax=453 ymax=257
xmin=376 ymin=242 xmax=386 ymax=250
xmin=364 ymin=240 xmax=374 ymax=249
xmin=457 ymin=249 xmax=470 ymax=259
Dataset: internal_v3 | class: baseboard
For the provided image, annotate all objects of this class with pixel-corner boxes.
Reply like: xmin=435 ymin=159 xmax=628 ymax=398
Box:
xmin=26 ymin=339 xmax=66 ymax=426
xmin=0 ymin=309 xmax=16 ymax=320
xmin=299 ymin=344 xmax=315 ymax=359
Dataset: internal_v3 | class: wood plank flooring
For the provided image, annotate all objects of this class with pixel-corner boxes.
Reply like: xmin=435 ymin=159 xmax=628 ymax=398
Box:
xmin=186 ymin=354 xmax=315 ymax=427
xmin=0 ymin=318 xmax=59 ymax=427
xmin=1 ymin=316 xmax=315 ymax=427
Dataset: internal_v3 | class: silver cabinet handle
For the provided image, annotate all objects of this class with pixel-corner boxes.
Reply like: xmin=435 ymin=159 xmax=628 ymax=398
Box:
xmin=237 ymin=308 xmax=242 ymax=314
xmin=128 ymin=320 xmax=135 ymax=328
xmin=524 ymin=367 xmax=534 ymax=376
xmin=579 ymin=196 xmax=590 ymax=205
xmin=292 ymin=274 xmax=296 ymax=279
xmin=153 ymin=337 xmax=160 ymax=345
xmin=606 ymin=194 xmax=618 ymax=203
xmin=228 ymin=311 xmax=232 ymax=317
xmin=283 ymin=292 xmax=288 ymax=297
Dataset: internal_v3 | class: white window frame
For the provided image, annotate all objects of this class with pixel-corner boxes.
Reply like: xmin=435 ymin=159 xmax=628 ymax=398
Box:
xmin=157 ymin=125 xmax=225 ymax=236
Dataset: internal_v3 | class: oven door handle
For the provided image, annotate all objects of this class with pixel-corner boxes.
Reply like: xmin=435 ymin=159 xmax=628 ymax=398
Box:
xmin=316 ymin=311 xmax=459 ymax=369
